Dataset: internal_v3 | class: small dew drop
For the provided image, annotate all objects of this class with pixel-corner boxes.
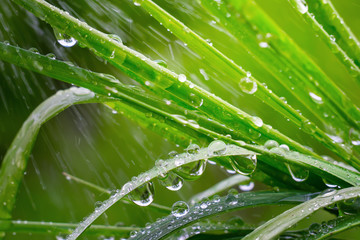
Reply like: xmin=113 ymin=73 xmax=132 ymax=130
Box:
xmin=239 ymin=77 xmax=257 ymax=94
xmin=178 ymin=74 xmax=187 ymax=82
xmin=295 ymin=0 xmax=308 ymax=14
xmin=259 ymin=42 xmax=269 ymax=48
xmin=309 ymin=92 xmax=323 ymax=104
xmin=208 ymin=140 xmax=227 ymax=155
xmin=264 ymin=140 xmax=279 ymax=150
xmin=329 ymin=35 xmax=336 ymax=42
xmin=129 ymin=182 xmax=154 ymax=207
xmin=172 ymin=201 xmax=189 ymax=217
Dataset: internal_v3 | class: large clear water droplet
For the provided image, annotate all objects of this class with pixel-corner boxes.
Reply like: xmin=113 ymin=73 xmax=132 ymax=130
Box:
xmin=286 ymin=164 xmax=309 ymax=182
xmin=264 ymin=140 xmax=279 ymax=150
xmin=129 ymin=182 xmax=154 ymax=206
xmin=53 ymin=28 xmax=77 ymax=48
xmin=174 ymin=160 xmax=206 ymax=181
xmin=158 ymin=171 xmax=183 ymax=191
xmin=208 ymin=140 xmax=227 ymax=156
xmin=295 ymin=0 xmax=308 ymax=14
xmin=229 ymin=154 xmax=257 ymax=176
xmin=153 ymin=59 xmax=167 ymax=68
xmin=172 ymin=201 xmax=189 ymax=217
xmin=186 ymin=144 xmax=200 ymax=155
xmin=239 ymin=77 xmax=257 ymax=94
xmin=322 ymin=178 xmax=338 ymax=188
xmin=108 ymin=34 xmax=122 ymax=43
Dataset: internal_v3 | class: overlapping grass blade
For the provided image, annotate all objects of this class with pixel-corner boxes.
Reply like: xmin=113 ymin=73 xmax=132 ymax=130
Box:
xmin=307 ymin=0 xmax=360 ymax=68
xmin=0 ymin=87 xmax=107 ymax=220
xmin=199 ymin=0 xmax=352 ymax=141
xmin=131 ymin=191 xmax=312 ymax=240
xmin=289 ymin=0 xmax=360 ymax=79
xmin=242 ymin=186 xmax=360 ymax=239
xmin=10 ymin=0 xmax=339 ymax=165
xmin=227 ymin=0 xmax=360 ymax=128
xmin=133 ymin=0 xmax=360 ymax=167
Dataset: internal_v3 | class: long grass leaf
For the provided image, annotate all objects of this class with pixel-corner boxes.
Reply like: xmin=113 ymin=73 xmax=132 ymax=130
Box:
xmin=242 ymin=186 xmax=360 ymax=239
xmin=0 ymin=88 xmax=107 ymax=219
xmin=134 ymin=0 xmax=359 ymax=167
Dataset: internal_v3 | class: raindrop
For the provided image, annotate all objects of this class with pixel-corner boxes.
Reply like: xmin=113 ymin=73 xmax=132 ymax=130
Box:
xmin=29 ymin=47 xmax=39 ymax=54
xmin=45 ymin=53 xmax=56 ymax=59
xmin=53 ymin=28 xmax=77 ymax=47
xmin=158 ymin=171 xmax=183 ymax=191
xmin=172 ymin=201 xmax=189 ymax=217
xmin=239 ymin=77 xmax=257 ymax=94
xmin=309 ymin=223 xmax=320 ymax=235
xmin=329 ymin=35 xmax=336 ymax=42
xmin=178 ymin=74 xmax=187 ymax=82
xmin=186 ymin=144 xmax=200 ymax=155
xmin=208 ymin=140 xmax=227 ymax=155
xmin=259 ymin=42 xmax=269 ymax=48
xmin=295 ymin=0 xmax=308 ymax=14
xmin=174 ymin=160 xmax=206 ymax=181
xmin=349 ymin=128 xmax=360 ymax=146
xmin=189 ymin=93 xmax=203 ymax=108
xmin=322 ymin=178 xmax=338 ymax=188
xmin=70 ymin=87 xmax=92 ymax=96
xmin=229 ymin=154 xmax=257 ymax=176
xmin=108 ymin=34 xmax=122 ymax=43
xmin=239 ymin=182 xmax=255 ymax=191
xmin=286 ymin=164 xmax=309 ymax=182
xmin=225 ymin=194 xmax=238 ymax=205
xmin=264 ymin=140 xmax=279 ymax=150
xmin=309 ymin=92 xmax=323 ymax=104
xmin=133 ymin=0 xmax=144 ymax=6
xmin=279 ymin=144 xmax=289 ymax=151
xmin=128 ymin=181 xmax=154 ymax=206
xmin=199 ymin=68 xmax=209 ymax=80
xmin=153 ymin=59 xmax=167 ymax=68
xmin=251 ymin=116 xmax=263 ymax=127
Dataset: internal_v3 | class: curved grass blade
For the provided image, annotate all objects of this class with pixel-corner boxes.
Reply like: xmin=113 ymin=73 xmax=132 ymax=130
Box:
xmin=242 ymin=186 xmax=360 ymax=240
xmin=62 ymin=172 xmax=171 ymax=214
xmin=132 ymin=0 xmax=359 ymax=168
xmin=307 ymin=0 xmax=360 ymax=68
xmin=0 ymin=87 xmax=108 ymax=220
xmin=289 ymin=0 xmax=360 ymax=78
xmin=0 ymin=42 xmax=303 ymax=190
xmin=131 ymin=191 xmax=313 ymax=240
xmin=227 ymin=0 xmax=360 ymax=129
xmin=66 ymin=140 xmax=360 ymax=239
xmin=0 ymin=219 xmax=139 ymax=237
xmin=199 ymin=0 xmax=352 ymax=143
xmin=9 ymin=0 xmax=339 ymax=163
xmin=189 ymin=175 xmax=250 ymax=204
xmin=304 ymin=214 xmax=360 ymax=240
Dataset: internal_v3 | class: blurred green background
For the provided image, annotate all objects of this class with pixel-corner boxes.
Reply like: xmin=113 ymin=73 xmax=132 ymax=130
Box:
xmin=0 ymin=0 xmax=360 ymax=239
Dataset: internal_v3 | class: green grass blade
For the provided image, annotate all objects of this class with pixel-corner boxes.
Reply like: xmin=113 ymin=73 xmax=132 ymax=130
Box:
xmin=133 ymin=0 xmax=359 ymax=167
xmin=189 ymin=175 xmax=250 ymax=204
xmin=0 ymin=87 xmax=106 ymax=220
xmin=227 ymin=0 xmax=360 ymax=129
xmin=304 ymin=214 xmax=360 ymax=240
xmin=199 ymin=0 xmax=352 ymax=141
xmin=307 ymin=0 xmax=360 ymax=68
xmin=0 ymin=220 xmax=139 ymax=236
xmin=291 ymin=0 xmax=360 ymax=76
xmin=0 ymin=42 xmax=307 ymax=190
xmin=62 ymin=172 xmax=171 ymax=214
xmin=242 ymin=186 xmax=360 ymax=240
xmin=132 ymin=191 xmax=311 ymax=240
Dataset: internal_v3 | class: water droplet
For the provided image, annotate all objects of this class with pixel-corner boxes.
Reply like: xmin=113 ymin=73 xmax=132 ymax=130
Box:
xmin=133 ymin=0 xmax=144 ymax=6
xmin=70 ymin=87 xmax=92 ymax=96
xmin=174 ymin=160 xmax=206 ymax=181
xmin=158 ymin=171 xmax=183 ymax=191
xmin=108 ymin=34 xmax=122 ymax=43
xmin=186 ymin=144 xmax=200 ymax=155
xmin=29 ymin=47 xmax=39 ymax=54
xmin=189 ymin=93 xmax=203 ymax=108
xmin=239 ymin=77 xmax=257 ymax=94
xmin=349 ymin=128 xmax=360 ymax=146
xmin=208 ymin=140 xmax=227 ymax=155
xmin=279 ymin=144 xmax=289 ymax=151
xmin=172 ymin=201 xmax=189 ymax=217
xmin=178 ymin=74 xmax=187 ymax=82
xmin=309 ymin=92 xmax=323 ymax=104
xmin=309 ymin=223 xmax=320 ymax=235
xmin=295 ymin=0 xmax=308 ymax=14
xmin=45 ymin=53 xmax=56 ymax=59
xmin=53 ymin=28 xmax=77 ymax=47
xmin=322 ymin=178 xmax=338 ymax=188
xmin=199 ymin=68 xmax=209 ymax=80
xmin=129 ymin=182 xmax=154 ymax=206
xmin=225 ymin=194 xmax=238 ymax=205
xmin=259 ymin=42 xmax=269 ymax=48
xmin=229 ymin=154 xmax=257 ymax=176
xmin=329 ymin=35 xmax=336 ymax=42
xmin=251 ymin=116 xmax=263 ymax=127
xmin=264 ymin=140 xmax=279 ymax=150
xmin=286 ymin=164 xmax=309 ymax=182
xmin=153 ymin=59 xmax=167 ymax=68
xmin=239 ymin=182 xmax=255 ymax=191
